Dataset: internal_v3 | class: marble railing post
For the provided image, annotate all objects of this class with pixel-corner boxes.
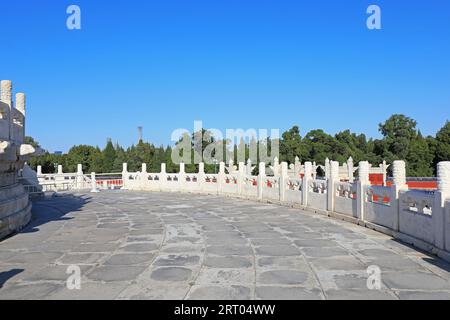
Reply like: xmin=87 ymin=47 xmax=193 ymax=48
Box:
xmin=90 ymin=172 xmax=99 ymax=193
xmin=160 ymin=163 xmax=167 ymax=191
xmin=273 ymin=157 xmax=280 ymax=177
xmin=76 ymin=164 xmax=84 ymax=189
xmin=238 ymin=162 xmax=245 ymax=196
xmin=357 ymin=161 xmax=370 ymax=221
xmin=382 ymin=160 xmax=388 ymax=186
xmin=141 ymin=163 xmax=147 ymax=188
xmin=325 ymin=158 xmax=330 ymax=180
xmin=122 ymin=163 xmax=128 ymax=189
xmin=218 ymin=162 xmax=225 ymax=194
xmin=446 ymin=201 xmax=450 ymax=251
xmin=257 ymin=162 xmax=265 ymax=200
xmin=302 ymin=162 xmax=312 ymax=206
xmin=36 ymin=166 xmax=44 ymax=186
xmin=246 ymin=159 xmax=252 ymax=176
xmin=56 ymin=165 xmax=64 ymax=184
xmin=179 ymin=163 xmax=185 ymax=190
xmin=1 ymin=80 xmax=12 ymax=141
xmin=434 ymin=162 xmax=450 ymax=250
xmin=294 ymin=156 xmax=301 ymax=178
xmin=392 ymin=160 xmax=408 ymax=231
xmin=312 ymin=161 xmax=317 ymax=180
xmin=328 ymin=161 xmax=339 ymax=212
xmin=280 ymin=162 xmax=288 ymax=202
xmin=16 ymin=93 xmax=25 ymax=141
xmin=198 ymin=162 xmax=205 ymax=193
xmin=347 ymin=157 xmax=354 ymax=183
xmin=16 ymin=93 xmax=25 ymax=115
xmin=228 ymin=160 xmax=234 ymax=174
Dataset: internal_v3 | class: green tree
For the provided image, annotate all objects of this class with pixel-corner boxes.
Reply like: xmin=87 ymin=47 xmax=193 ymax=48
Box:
xmin=334 ymin=130 xmax=370 ymax=163
xmin=26 ymin=114 xmax=449 ymax=178
xmin=149 ymin=145 xmax=166 ymax=172
xmin=113 ymin=144 xmax=128 ymax=172
xmin=406 ymin=132 xmax=434 ymax=177
xmin=66 ymin=145 xmax=102 ymax=173
xmin=126 ymin=141 xmax=155 ymax=172
xmin=165 ymin=146 xmax=177 ymax=173
xmin=435 ymin=121 xmax=450 ymax=164
xmin=280 ymin=126 xmax=302 ymax=163
xmin=102 ymin=139 xmax=117 ymax=173
xmin=302 ymin=129 xmax=337 ymax=163
xmin=90 ymin=147 xmax=104 ymax=173
xmin=379 ymin=114 xmax=418 ymax=161
xmin=29 ymin=152 xmax=64 ymax=174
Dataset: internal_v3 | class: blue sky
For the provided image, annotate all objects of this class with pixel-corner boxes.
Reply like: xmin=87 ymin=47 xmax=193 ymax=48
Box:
xmin=1 ymin=0 xmax=449 ymax=152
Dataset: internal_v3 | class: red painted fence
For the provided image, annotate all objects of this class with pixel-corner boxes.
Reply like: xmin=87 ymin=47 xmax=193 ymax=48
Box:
xmin=370 ymin=173 xmax=437 ymax=190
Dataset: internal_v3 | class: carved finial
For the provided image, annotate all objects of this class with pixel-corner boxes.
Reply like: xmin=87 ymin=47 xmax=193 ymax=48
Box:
xmin=393 ymin=160 xmax=406 ymax=186
xmin=259 ymin=162 xmax=266 ymax=176
xmin=304 ymin=162 xmax=313 ymax=178
xmin=437 ymin=161 xmax=450 ymax=195
xmin=1 ymin=80 xmax=12 ymax=102
xmin=347 ymin=157 xmax=355 ymax=183
xmin=0 ymin=141 xmax=10 ymax=154
xmin=330 ymin=161 xmax=340 ymax=180
xmin=16 ymin=93 xmax=26 ymax=115
xmin=19 ymin=144 xmax=35 ymax=156
xmin=359 ymin=161 xmax=370 ymax=183
xmin=281 ymin=162 xmax=288 ymax=177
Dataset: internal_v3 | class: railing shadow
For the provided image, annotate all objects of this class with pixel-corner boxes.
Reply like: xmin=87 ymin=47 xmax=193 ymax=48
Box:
xmin=422 ymin=257 xmax=450 ymax=273
xmin=0 ymin=269 xmax=24 ymax=288
xmin=20 ymin=194 xmax=92 ymax=234
xmin=391 ymin=238 xmax=450 ymax=272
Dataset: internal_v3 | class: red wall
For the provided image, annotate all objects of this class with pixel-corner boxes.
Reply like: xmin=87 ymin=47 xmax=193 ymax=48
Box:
xmin=369 ymin=173 xmax=437 ymax=190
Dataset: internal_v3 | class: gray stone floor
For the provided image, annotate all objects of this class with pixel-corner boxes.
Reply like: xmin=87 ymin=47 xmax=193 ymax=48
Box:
xmin=1 ymin=190 xmax=450 ymax=300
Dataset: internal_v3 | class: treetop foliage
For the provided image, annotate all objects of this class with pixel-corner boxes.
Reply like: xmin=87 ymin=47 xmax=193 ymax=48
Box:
xmin=28 ymin=115 xmax=449 ymax=177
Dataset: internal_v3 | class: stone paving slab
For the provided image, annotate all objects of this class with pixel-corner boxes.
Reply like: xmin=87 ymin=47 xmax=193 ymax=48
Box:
xmin=1 ymin=190 xmax=450 ymax=300
xmin=187 ymin=285 xmax=252 ymax=300
xmin=255 ymin=286 xmax=323 ymax=300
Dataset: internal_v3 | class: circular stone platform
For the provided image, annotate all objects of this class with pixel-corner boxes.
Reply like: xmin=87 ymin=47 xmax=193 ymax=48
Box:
xmin=1 ymin=190 xmax=450 ymax=300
